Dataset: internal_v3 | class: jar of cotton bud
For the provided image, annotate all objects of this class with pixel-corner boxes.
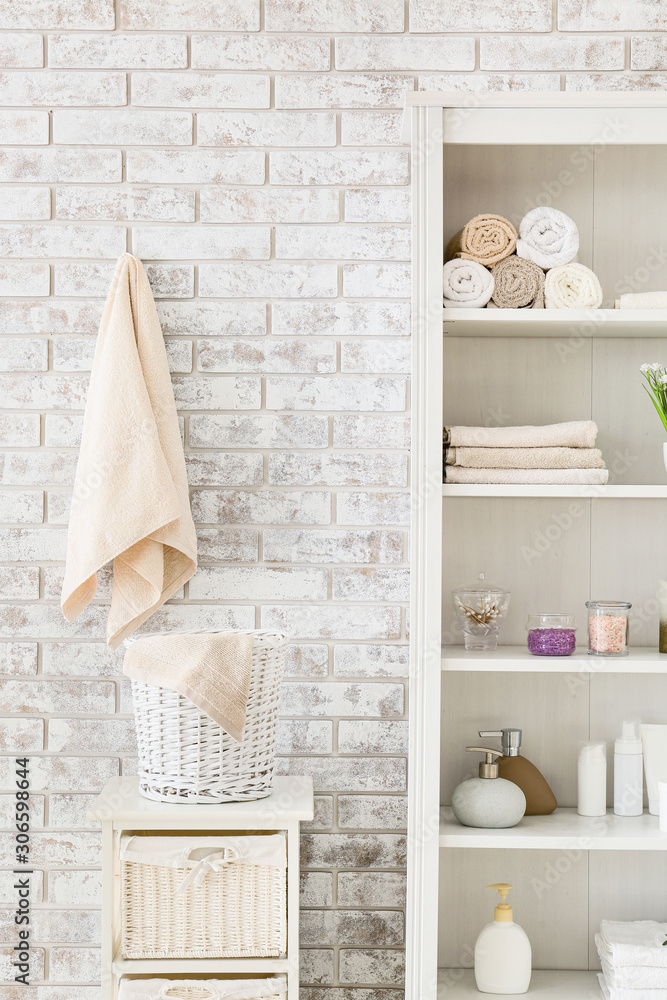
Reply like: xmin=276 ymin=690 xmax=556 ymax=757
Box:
xmin=453 ymin=573 xmax=510 ymax=651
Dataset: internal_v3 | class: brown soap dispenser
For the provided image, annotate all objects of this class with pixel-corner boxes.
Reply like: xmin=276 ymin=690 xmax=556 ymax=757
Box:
xmin=478 ymin=728 xmax=557 ymax=815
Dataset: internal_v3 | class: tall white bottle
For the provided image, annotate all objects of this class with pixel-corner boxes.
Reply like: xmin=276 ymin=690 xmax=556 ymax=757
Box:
xmin=474 ymin=883 xmax=532 ymax=995
xmin=614 ymin=719 xmax=643 ymax=817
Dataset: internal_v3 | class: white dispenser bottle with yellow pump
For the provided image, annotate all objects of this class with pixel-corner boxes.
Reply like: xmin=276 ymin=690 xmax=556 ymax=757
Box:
xmin=474 ymin=883 xmax=532 ymax=994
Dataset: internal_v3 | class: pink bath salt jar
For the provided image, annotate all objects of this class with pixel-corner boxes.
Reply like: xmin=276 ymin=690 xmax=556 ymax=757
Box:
xmin=586 ymin=601 xmax=631 ymax=656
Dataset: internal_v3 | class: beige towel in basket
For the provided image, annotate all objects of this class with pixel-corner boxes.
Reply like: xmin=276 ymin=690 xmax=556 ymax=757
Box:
xmin=61 ymin=253 xmax=197 ymax=649
xmin=124 ymin=631 xmax=254 ymax=742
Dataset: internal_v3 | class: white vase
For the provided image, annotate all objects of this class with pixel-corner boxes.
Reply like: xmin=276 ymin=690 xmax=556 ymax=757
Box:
xmin=664 ymin=442 xmax=667 ymax=476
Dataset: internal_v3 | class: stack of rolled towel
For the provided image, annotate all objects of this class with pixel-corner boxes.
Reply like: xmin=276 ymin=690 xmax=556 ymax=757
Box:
xmin=444 ymin=420 xmax=609 ymax=485
xmin=596 ymin=920 xmax=667 ymax=1000
xmin=443 ymin=207 xmax=604 ymax=310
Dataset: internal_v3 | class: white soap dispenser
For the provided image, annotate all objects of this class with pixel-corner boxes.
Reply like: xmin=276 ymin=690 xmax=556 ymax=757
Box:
xmin=474 ymin=883 xmax=532 ymax=995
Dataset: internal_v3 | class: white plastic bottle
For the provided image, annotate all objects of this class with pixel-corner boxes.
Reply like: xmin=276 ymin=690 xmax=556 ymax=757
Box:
xmin=578 ymin=742 xmax=607 ymax=817
xmin=614 ymin=719 xmax=643 ymax=817
xmin=474 ymin=883 xmax=531 ymax=995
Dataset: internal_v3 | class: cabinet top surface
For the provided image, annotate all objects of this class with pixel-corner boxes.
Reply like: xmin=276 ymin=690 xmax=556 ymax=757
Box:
xmin=406 ymin=90 xmax=667 ymax=109
xmin=88 ymin=775 xmax=314 ymax=826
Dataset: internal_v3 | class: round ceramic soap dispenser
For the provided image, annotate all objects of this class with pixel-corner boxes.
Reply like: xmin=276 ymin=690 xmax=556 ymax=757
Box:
xmin=474 ymin=883 xmax=532 ymax=995
xmin=451 ymin=747 xmax=526 ymax=829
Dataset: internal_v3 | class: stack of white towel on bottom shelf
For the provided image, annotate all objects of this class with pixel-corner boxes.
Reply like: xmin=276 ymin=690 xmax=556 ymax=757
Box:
xmin=597 ymin=921 xmax=667 ymax=1000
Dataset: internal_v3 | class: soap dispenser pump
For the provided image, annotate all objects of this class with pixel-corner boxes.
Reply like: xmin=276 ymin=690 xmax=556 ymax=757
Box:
xmin=474 ymin=883 xmax=532 ymax=995
xmin=451 ymin=747 xmax=526 ymax=829
xmin=479 ymin=727 xmax=557 ymax=815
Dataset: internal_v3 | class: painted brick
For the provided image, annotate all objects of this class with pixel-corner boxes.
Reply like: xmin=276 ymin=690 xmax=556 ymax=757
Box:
xmin=0 ymin=147 xmax=121 ymax=182
xmin=0 ymin=107 xmax=48 ymax=142
xmin=190 ymin=565 xmax=327 ymax=601
xmin=281 ymin=681 xmax=403 ymax=717
xmin=0 ymin=261 xmax=49 ymax=295
xmin=0 ymin=565 xmax=40 ymax=599
xmin=338 ymin=871 xmax=406 ymax=906
xmin=0 ymin=224 xmax=125 ymax=259
xmin=200 ymin=188 xmax=339 ymax=224
xmin=46 ymin=491 xmax=71 ymax=523
xmin=336 ymin=491 xmax=410 ymax=526
xmin=51 ymin=335 xmax=193 ymax=374
xmin=0 ymin=452 xmax=77 ymax=486
xmin=412 ymin=0 xmax=551 ymax=30
xmin=303 ymin=795 xmax=334 ymax=830
xmin=338 ymin=721 xmax=408 ymax=754
xmin=0 ymin=490 xmax=43 ymax=523
xmin=285 ymin=644 xmax=329 ymax=678
xmin=191 ymin=490 xmax=331 ymax=525
xmin=190 ymin=415 xmax=328 ymax=450
xmin=345 ymin=189 xmax=410 ymax=225
xmin=0 ymin=793 xmax=43 ymax=829
xmin=120 ymin=0 xmax=259 ymax=30
xmin=266 ymin=377 xmax=406 ymax=412
xmin=277 ymin=756 xmax=406 ymax=792
xmin=0 ymin=717 xmax=43 ymax=751
xmin=159 ymin=301 xmax=266 ymax=336
xmin=49 ymin=948 xmax=100 ymax=984
xmin=301 ymin=833 xmax=406 ymax=869
xmin=270 ymin=150 xmax=408 ymax=185
xmin=337 ymin=35 xmax=474 ymax=70
xmin=166 ymin=340 xmax=192 ymax=373
xmin=0 ymin=756 xmax=117 ymax=793
xmin=343 ymin=263 xmax=410 ymax=298
xmin=276 ymin=74 xmax=412 ymax=110
xmin=333 ymin=645 xmax=409 ymax=678
xmin=196 ymin=527 xmax=259 ymax=562
xmin=566 ymin=73 xmax=667 ymax=91
xmin=0 ymin=300 xmax=102 ymax=334
xmin=0 ymin=642 xmax=38 ymax=676
xmin=264 ymin=529 xmax=403 ymax=565
xmin=481 ymin=35 xmax=625 ymax=70
xmin=133 ymin=225 xmax=270 ymax=261
xmin=419 ymin=72 xmax=560 ymax=91
xmin=301 ymin=909 xmax=403 ymax=947
xmin=338 ymin=796 xmax=408 ymax=831
xmin=265 ymin=605 xmax=401 ymax=641
xmin=339 ymin=949 xmax=405 ymax=986
xmin=341 ymin=339 xmax=410 ymax=374
xmin=199 ymin=111 xmax=336 ymax=147
xmin=48 ymin=870 xmax=101 ymax=906
xmin=0 ymin=33 xmax=43 ymax=67
xmin=54 ymin=110 xmax=192 ymax=145
xmin=132 ymin=71 xmax=269 ymax=109
xmin=333 ymin=416 xmax=410 ymax=450
xmin=0 ymin=945 xmax=44 ymax=982
xmin=0 ymin=414 xmax=41 ymax=448
xmin=0 ymin=70 xmax=125 ymax=106
xmin=56 ymin=262 xmax=194 ymax=298
xmin=300 ymin=871 xmax=333 ymax=907
xmin=265 ymin=0 xmax=403 ymax=32
xmin=49 ymin=33 xmax=187 ymax=69
xmin=0 ymin=187 xmax=50 ymax=222
xmin=300 ymin=950 xmax=335 ymax=986
xmin=48 ymin=719 xmax=134 ymax=753
xmin=42 ymin=642 xmax=124 ymax=677
xmin=0 ymin=337 xmax=47 ymax=373
xmin=172 ymin=376 xmax=261 ymax=410
xmin=0 ymin=525 xmax=66 ymax=558
xmin=268 ymin=453 xmax=407 ymax=488
xmin=340 ymin=111 xmax=403 ymax=146
xmin=126 ymin=149 xmax=264 ymax=184
xmin=200 ymin=262 xmax=337 ymax=299
xmin=198 ymin=339 xmax=336 ymax=374
xmin=0 ymin=603 xmax=108 ymax=638
xmin=44 ymin=415 xmax=80 ymax=447
xmin=0 ymin=907 xmax=100 ymax=944
xmin=632 ymin=37 xmax=667 ymax=70
xmin=0 ymin=0 xmax=114 ymax=29
xmin=2 ymin=679 xmax=115 ymax=714
xmin=559 ymin=0 xmax=664 ymax=30
xmin=192 ymin=34 xmax=330 ymax=71
xmin=273 ymin=301 xmax=410 ymax=337
xmin=333 ymin=570 xmax=410 ymax=607
xmin=277 ymin=719 xmax=333 ymax=754
xmin=2 ymin=987 xmax=100 ymax=1000
xmin=0 ymin=830 xmax=100 ymax=867
xmin=48 ymin=793 xmax=96 ymax=827
xmin=133 ymin=606 xmax=255 ymax=635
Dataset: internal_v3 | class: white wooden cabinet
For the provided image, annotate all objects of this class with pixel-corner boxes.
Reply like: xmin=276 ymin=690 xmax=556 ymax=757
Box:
xmin=406 ymin=92 xmax=667 ymax=1000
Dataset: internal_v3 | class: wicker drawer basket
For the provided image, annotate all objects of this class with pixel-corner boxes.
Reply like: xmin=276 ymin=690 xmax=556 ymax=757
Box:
xmin=119 ymin=978 xmax=287 ymax=1000
xmin=120 ymin=834 xmax=287 ymax=959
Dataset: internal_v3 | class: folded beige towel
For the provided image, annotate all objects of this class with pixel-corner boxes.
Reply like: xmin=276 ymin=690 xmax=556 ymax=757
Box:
xmin=445 ymin=421 xmax=598 ymax=449
xmin=446 ymin=214 xmax=517 ymax=267
xmin=516 ymin=206 xmax=579 ymax=270
xmin=488 ymin=255 xmax=544 ymax=309
xmin=443 ymin=258 xmax=494 ymax=309
xmin=445 ymin=467 xmax=609 ymax=485
xmin=124 ymin=630 xmax=254 ymax=741
xmin=61 ymin=253 xmax=197 ymax=649
xmin=446 ymin=447 xmax=605 ymax=470
xmin=544 ymin=262 xmax=603 ymax=309
xmin=615 ymin=291 xmax=667 ymax=308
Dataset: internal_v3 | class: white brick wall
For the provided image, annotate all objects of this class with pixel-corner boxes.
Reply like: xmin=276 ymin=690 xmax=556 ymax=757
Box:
xmin=0 ymin=3 xmax=659 ymax=995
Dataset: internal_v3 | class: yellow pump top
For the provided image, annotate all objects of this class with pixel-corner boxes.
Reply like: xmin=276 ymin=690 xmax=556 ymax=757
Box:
xmin=486 ymin=882 xmax=514 ymax=922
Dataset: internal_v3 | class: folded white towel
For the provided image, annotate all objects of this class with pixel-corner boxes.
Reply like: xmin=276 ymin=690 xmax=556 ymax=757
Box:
xmin=598 ymin=921 xmax=667 ymax=970
xmin=599 ymin=953 xmax=667 ymax=991
xmin=516 ymin=206 xmax=579 ymax=270
xmin=446 ymin=446 xmax=605 ymax=470
xmin=615 ymin=292 xmax=667 ymax=309
xmin=445 ymin=420 xmax=599 ymax=449
xmin=445 ymin=467 xmax=609 ymax=485
xmin=443 ymin=258 xmax=494 ymax=308
xmin=599 ymin=972 xmax=667 ymax=1000
xmin=545 ymin=262 xmax=604 ymax=309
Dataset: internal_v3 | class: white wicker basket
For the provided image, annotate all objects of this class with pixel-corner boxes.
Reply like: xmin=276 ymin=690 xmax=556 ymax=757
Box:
xmin=120 ymin=834 xmax=287 ymax=959
xmin=118 ymin=977 xmax=287 ymax=1000
xmin=132 ymin=630 xmax=287 ymax=804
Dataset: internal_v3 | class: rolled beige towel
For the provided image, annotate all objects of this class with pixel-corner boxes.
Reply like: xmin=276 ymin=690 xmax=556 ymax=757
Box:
xmin=443 ymin=258 xmax=494 ymax=309
xmin=488 ymin=255 xmax=544 ymax=309
xmin=516 ymin=206 xmax=579 ymax=270
xmin=445 ymin=421 xmax=598 ymax=449
xmin=446 ymin=446 xmax=605 ymax=470
xmin=446 ymin=214 xmax=517 ymax=267
xmin=545 ymin=262 xmax=603 ymax=309
xmin=445 ymin=467 xmax=609 ymax=486
xmin=615 ymin=291 xmax=667 ymax=309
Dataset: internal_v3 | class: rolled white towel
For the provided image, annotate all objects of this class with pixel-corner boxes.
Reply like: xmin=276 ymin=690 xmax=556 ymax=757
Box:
xmin=443 ymin=258 xmax=494 ymax=309
xmin=544 ymin=262 xmax=603 ymax=309
xmin=516 ymin=206 xmax=579 ymax=270
xmin=615 ymin=291 xmax=667 ymax=308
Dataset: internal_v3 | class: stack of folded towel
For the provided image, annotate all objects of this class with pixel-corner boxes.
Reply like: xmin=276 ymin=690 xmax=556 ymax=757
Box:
xmin=596 ymin=920 xmax=667 ymax=1000
xmin=443 ymin=207 xmax=603 ymax=310
xmin=615 ymin=292 xmax=667 ymax=309
xmin=444 ymin=420 xmax=609 ymax=485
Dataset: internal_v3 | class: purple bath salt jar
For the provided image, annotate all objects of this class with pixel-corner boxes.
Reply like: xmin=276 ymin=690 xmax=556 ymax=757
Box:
xmin=526 ymin=614 xmax=577 ymax=656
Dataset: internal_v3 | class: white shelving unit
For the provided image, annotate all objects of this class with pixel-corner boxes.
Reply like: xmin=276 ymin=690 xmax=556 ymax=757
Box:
xmin=406 ymin=91 xmax=667 ymax=1000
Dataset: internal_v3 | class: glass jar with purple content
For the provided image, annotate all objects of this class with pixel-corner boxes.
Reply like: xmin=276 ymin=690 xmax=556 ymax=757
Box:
xmin=526 ymin=614 xmax=577 ymax=656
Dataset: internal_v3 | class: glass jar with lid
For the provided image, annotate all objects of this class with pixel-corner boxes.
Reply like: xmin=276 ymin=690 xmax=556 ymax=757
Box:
xmin=452 ymin=572 xmax=510 ymax=651
xmin=526 ymin=613 xmax=576 ymax=656
xmin=586 ymin=600 xmax=631 ymax=656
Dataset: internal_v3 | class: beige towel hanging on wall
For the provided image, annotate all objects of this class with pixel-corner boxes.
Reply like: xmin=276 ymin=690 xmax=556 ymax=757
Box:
xmin=61 ymin=253 xmax=197 ymax=649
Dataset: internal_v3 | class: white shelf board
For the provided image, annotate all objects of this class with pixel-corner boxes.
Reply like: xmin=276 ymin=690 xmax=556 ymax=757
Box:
xmin=443 ymin=308 xmax=667 ymax=337
xmin=437 ymin=969 xmax=600 ymax=999
xmin=442 ymin=484 xmax=667 ymax=498
xmin=113 ymin=958 xmax=289 ymax=975
xmin=440 ymin=807 xmax=667 ymax=851
xmin=441 ymin=645 xmax=667 ymax=673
